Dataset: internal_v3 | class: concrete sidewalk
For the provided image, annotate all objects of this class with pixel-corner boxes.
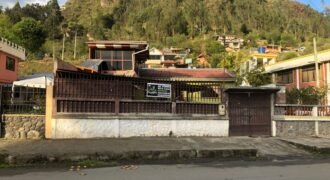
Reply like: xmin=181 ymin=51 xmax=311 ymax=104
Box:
xmin=0 ymin=137 xmax=314 ymax=165
xmin=280 ymin=137 xmax=330 ymax=154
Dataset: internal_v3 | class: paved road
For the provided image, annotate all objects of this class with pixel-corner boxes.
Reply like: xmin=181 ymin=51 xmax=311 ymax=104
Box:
xmin=1 ymin=160 xmax=330 ymax=180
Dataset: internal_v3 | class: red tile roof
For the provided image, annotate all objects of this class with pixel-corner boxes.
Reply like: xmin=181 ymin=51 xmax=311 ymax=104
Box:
xmin=138 ymin=68 xmax=236 ymax=81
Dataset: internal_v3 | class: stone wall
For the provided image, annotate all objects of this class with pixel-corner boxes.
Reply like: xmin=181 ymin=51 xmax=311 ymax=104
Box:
xmin=318 ymin=121 xmax=330 ymax=137
xmin=275 ymin=121 xmax=315 ymax=137
xmin=274 ymin=117 xmax=330 ymax=137
xmin=1 ymin=115 xmax=45 ymax=139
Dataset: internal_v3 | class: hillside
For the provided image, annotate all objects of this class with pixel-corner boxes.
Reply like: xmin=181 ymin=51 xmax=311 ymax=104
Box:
xmin=2 ymin=0 xmax=330 ymax=76
xmin=62 ymin=0 xmax=330 ymax=46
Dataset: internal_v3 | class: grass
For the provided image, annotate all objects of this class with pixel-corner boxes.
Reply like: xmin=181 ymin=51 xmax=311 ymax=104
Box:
xmin=18 ymin=59 xmax=84 ymax=77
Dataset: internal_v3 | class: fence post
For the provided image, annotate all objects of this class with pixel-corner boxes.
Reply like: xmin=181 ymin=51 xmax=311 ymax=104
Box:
xmin=312 ymin=106 xmax=318 ymax=117
xmin=45 ymin=85 xmax=53 ymax=139
xmin=171 ymin=83 xmax=176 ymax=114
xmin=115 ymin=99 xmax=120 ymax=115
xmin=0 ymin=85 xmax=2 ymax=137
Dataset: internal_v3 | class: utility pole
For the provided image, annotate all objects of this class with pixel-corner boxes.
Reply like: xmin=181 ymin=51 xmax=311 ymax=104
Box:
xmin=61 ymin=33 xmax=65 ymax=61
xmin=74 ymin=30 xmax=77 ymax=60
xmin=313 ymin=37 xmax=320 ymax=88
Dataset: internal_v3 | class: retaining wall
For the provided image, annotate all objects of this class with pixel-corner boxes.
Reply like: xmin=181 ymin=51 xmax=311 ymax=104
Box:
xmin=1 ymin=115 xmax=45 ymax=139
xmin=50 ymin=114 xmax=229 ymax=139
xmin=274 ymin=116 xmax=330 ymax=137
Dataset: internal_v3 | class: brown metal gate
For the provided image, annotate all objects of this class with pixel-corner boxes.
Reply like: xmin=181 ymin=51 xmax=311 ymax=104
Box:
xmin=228 ymin=92 xmax=271 ymax=136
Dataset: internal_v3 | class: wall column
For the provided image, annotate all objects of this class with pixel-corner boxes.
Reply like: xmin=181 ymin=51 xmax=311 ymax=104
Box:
xmin=45 ymin=85 xmax=53 ymax=138
xmin=296 ymin=68 xmax=300 ymax=89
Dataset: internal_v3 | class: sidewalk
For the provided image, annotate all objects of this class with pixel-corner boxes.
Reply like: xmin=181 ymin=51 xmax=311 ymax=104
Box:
xmin=280 ymin=137 xmax=330 ymax=154
xmin=0 ymin=137 xmax=315 ymax=165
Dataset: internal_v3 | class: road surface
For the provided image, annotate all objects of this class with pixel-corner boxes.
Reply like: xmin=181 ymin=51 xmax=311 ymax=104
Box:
xmin=1 ymin=160 xmax=330 ymax=180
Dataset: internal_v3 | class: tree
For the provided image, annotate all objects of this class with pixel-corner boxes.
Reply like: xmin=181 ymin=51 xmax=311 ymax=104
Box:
xmin=21 ymin=4 xmax=47 ymax=22
xmin=240 ymin=24 xmax=250 ymax=35
xmin=5 ymin=2 xmax=22 ymax=23
xmin=44 ymin=0 xmax=64 ymax=39
xmin=11 ymin=18 xmax=46 ymax=53
xmin=245 ymin=68 xmax=272 ymax=87
xmin=0 ymin=14 xmax=12 ymax=38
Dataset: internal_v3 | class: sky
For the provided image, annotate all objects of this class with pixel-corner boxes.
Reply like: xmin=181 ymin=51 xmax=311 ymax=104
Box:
xmin=297 ymin=0 xmax=330 ymax=12
xmin=0 ymin=0 xmax=329 ymax=12
xmin=0 ymin=0 xmax=67 ymax=8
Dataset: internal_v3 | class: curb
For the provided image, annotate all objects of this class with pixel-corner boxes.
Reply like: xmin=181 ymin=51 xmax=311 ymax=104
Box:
xmin=280 ymin=139 xmax=330 ymax=154
xmin=0 ymin=148 xmax=257 ymax=165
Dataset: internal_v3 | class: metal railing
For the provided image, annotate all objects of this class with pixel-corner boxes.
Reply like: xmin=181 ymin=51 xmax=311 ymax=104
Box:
xmin=54 ymin=70 xmax=225 ymax=115
xmin=275 ymin=104 xmax=330 ymax=117
xmin=0 ymin=86 xmax=46 ymax=115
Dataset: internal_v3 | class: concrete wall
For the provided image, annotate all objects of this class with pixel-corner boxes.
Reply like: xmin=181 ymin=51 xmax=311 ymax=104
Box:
xmin=273 ymin=116 xmax=330 ymax=137
xmin=1 ymin=115 xmax=45 ymax=139
xmin=0 ymin=51 xmax=19 ymax=84
xmin=50 ymin=115 xmax=229 ymax=139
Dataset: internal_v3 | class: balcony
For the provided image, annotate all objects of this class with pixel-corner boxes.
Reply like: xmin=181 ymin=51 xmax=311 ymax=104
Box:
xmin=0 ymin=37 xmax=26 ymax=60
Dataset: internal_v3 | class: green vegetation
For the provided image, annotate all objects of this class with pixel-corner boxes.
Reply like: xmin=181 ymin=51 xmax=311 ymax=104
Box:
xmin=237 ymin=68 xmax=272 ymax=87
xmin=1 ymin=0 xmax=330 ymax=76
xmin=286 ymin=87 xmax=328 ymax=105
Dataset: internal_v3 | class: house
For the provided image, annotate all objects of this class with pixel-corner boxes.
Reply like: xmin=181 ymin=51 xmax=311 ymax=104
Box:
xmin=240 ymin=53 xmax=278 ymax=77
xmin=86 ymin=40 xmax=149 ymax=76
xmin=263 ymin=49 xmax=330 ymax=105
xmin=144 ymin=47 xmax=182 ymax=68
xmin=0 ymin=38 xmax=26 ymax=84
xmin=217 ymin=35 xmax=244 ymax=51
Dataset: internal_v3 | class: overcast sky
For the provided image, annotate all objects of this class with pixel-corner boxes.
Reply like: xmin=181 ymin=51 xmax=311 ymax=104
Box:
xmin=0 ymin=0 xmax=67 ymax=8
xmin=0 ymin=0 xmax=329 ymax=12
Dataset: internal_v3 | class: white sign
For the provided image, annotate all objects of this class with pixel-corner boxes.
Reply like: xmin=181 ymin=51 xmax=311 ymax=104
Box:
xmin=146 ymin=83 xmax=171 ymax=98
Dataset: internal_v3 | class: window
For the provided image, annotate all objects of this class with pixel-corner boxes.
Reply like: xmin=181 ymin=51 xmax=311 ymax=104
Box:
xmin=149 ymin=55 xmax=161 ymax=60
xmin=276 ymin=70 xmax=293 ymax=84
xmin=93 ymin=49 xmax=135 ymax=71
xmin=101 ymin=50 xmax=111 ymax=59
xmin=302 ymin=66 xmax=316 ymax=82
xmin=164 ymin=55 xmax=176 ymax=60
xmin=257 ymin=58 xmax=263 ymax=68
xmin=6 ymin=57 xmax=15 ymax=71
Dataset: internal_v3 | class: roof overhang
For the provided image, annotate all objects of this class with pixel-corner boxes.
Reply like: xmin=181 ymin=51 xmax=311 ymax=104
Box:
xmin=265 ymin=49 xmax=330 ymax=73
xmin=87 ymin=41 xmax=148 ymax=50
xmin=225 ymin=87 xmax=280 ymax=93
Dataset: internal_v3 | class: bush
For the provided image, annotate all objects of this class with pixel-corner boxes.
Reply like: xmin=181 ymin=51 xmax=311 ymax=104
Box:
xmin=286 ymin=86 xmax=328 ymax=105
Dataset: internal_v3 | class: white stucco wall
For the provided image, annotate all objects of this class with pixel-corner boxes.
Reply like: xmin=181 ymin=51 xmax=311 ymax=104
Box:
xmin=51 ymin=118 xmax=229 ymax=139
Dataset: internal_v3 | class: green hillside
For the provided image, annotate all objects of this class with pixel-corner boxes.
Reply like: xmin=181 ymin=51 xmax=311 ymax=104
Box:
xmin=1 ymin=0 xmax=330 ymax=76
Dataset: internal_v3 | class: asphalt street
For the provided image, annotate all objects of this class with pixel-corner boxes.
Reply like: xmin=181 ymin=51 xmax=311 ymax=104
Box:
xmin=1 ymin=159 xmax=330 ymax=180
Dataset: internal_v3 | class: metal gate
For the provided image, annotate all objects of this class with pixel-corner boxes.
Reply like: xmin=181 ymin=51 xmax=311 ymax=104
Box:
xmin=228 ymin=92 xmax=271 ymax=136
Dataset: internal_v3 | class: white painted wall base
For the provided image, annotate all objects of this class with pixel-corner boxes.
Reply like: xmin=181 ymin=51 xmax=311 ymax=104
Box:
xmin=51 ymin=118 xmax=229 ymax=139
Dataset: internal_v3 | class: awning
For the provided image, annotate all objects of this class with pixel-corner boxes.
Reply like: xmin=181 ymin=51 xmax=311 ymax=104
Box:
xmin=13 ymin=74 xmax=54 ymax=89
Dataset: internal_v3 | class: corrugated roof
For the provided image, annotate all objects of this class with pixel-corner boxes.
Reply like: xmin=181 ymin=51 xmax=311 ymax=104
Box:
xmin=138 ymin=68 xmax=236 ymax=80
xmin=80 ymin=60 xmax=104 ymax=71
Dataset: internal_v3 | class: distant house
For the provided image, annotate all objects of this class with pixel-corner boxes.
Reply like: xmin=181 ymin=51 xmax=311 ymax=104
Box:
xmin=241 ymin=53 xmax=278 ymax=73
xmin=0 ymin=38 xmax=26 ymax=84
xmin=263 ymin=49 xmax=330 ymax=105
xmin=86 ymin=41 xmax=149 ymax=76
xmin=144 ymin=47 xmax=182 ymax=68
xmin=217 ymin=35 xmax=244 ymax=51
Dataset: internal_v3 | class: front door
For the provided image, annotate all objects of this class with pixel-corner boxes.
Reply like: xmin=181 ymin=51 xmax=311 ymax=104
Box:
xmin=228 ymin=92 xmax=271 ymax=136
